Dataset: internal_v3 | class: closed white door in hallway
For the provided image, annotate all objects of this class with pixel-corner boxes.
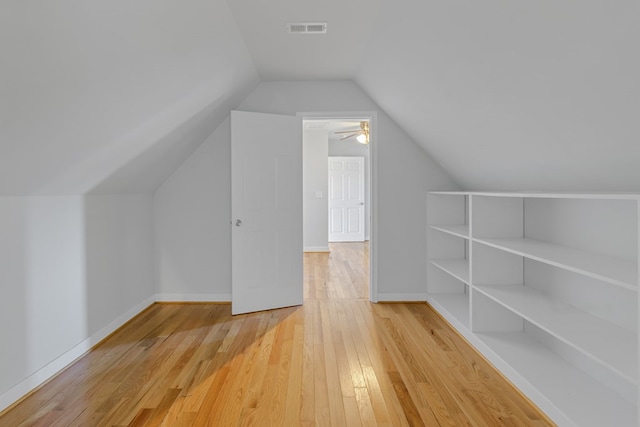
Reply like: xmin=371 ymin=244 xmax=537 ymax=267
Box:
xmin=328 ymin=156 xmax=365 ymax=242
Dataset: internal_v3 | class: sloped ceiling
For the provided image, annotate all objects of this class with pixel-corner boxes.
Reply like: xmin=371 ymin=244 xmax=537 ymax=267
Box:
xmin=227 ymin=0 xmax=381 ymax=80
xmin=355 ymin=0 xmax=640 ymax=191
xmin=228 ymin=0 xmax=639 ymax=191
xmin=0 ymin=0 xmax=258 ymax=195
xmin=2 ymin=0 xmax=638 ymax=195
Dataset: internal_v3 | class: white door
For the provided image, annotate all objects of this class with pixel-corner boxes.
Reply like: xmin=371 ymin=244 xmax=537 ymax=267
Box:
xmin=231 ymin=111 xmax=303 ymax=315
xmin=328 ymin=157 xmax=365 ymax=242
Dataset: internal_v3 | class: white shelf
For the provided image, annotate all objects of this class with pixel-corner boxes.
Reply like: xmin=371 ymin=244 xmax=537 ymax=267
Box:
xmin=426 ymin=293 xmax=469 ymax=329
xmin=475 ymin=284 xmax=637 ymax=383
xmin=475 ymin=237 xmax=637 ymax=291
xmin=429 ymin=191 xmax=471 ymax=196
xmin=440 ymin=191 xmax=640 ymax=200
xmin=476 ymin=331 xmax=637 ymax=427
xmin=427 ymin=190 xmax=639 ymax=426
xmin=429 ymin=224 xmax=469 ymax=239
xmin=430 ymin=259 xmax=469 ymax=284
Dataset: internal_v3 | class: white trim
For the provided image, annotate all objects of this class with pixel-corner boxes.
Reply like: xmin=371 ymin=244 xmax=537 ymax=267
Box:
xmin=299 ymin=111 xmax=378 ymax=303
xmin=377 ymin=292 xmax=427 ymax=302
xmin=0 ymin=296 xmax=155 ymax=413
xmin=304 ymin=246 xmax=330 ymax=252
xmin=154 ymin=293 xmax=232 ymax=303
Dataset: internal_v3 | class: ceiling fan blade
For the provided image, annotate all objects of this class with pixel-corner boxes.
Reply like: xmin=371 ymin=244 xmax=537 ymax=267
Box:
xmin=334 ymin=129 xmax=360 ymax=134
xmin=340 ymin=134 xmax=356 ymax=140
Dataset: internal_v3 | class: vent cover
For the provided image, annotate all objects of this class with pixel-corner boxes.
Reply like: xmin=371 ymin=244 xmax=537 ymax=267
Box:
xmin=286 ymin=22 xmax=327 ymax=34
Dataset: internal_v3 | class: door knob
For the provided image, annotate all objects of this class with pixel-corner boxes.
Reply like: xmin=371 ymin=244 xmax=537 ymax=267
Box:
xmin=235 ymin=219 xmax=242 ymax=227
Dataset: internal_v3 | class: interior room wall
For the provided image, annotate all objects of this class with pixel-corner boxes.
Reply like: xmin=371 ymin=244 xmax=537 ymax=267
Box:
xmin=0 ymin=196 xmax=85 ymax=409
xmin=328 ymin=133 xmax=371 ymax=241
xmin=84 ymin=194 xmax=155 ymax=334
xmin=154 ymin=80 xmax=459 ymax=302
xmin=303 ymin=127 xmax=330 ymax=252
xmin=0 ymin=194 xmax=155 ymax=412
xmin=154 ymin=118 xmax=233 ymax=301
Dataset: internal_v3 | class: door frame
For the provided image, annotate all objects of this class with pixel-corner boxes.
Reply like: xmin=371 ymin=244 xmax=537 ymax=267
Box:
xmin=298 ymin=111 xmax=378 ymax=303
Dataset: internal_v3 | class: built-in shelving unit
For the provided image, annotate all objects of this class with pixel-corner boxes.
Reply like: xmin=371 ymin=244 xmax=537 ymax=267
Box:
xmin=426 ymin=193 xmax=470 ymax=330
xmin=476 ymin=237 xmax=636 ymax=290
xmin=426 ymin=191 xmax=639 ymax=427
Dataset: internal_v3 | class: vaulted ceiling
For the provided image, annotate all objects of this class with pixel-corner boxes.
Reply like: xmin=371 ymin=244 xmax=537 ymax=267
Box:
xmin=1 ymin=0 xmax=638 ymax=195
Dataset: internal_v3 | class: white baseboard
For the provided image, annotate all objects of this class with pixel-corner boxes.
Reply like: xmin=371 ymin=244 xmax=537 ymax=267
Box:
xmin=0 ymin=296 xmax=155 ymax=413
xmin=154 ymin=293 xmax=231 ymax=303
xmin=376 ymin=292 xmax=426 ymax=302
xmin=303 ymin=246 xmax=330 ymax=253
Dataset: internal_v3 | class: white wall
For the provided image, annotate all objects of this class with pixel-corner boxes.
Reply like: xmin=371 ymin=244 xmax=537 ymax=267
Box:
xmin=154 ymin=119 xmax=233 ymax=301
xmin=328 ymin=136 xmax=371 ymax=241
xmin=303 ymin=128 xmax=330 ymax=252
xmin=154 ymin=81 xmax=459 ymax=302
xmin=0 ymin=194 xmax=154 ymax=412
xmin=0 ymin=196 xmax=85 ymax=405
xmin=84 ymin=195 xmax=155 ymax=333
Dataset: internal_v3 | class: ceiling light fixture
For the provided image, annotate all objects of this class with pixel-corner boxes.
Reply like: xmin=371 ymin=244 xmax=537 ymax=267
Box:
xmin=335 ymin=121 xmax=370 ymax=145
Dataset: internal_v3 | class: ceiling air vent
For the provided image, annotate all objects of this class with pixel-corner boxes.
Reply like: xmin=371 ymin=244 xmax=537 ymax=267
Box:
xmin=286 ymin=22 xmax=327 ymax=34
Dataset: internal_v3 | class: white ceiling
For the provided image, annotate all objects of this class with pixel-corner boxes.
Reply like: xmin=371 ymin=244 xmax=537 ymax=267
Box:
xmin=226 ymin=0 xmax=381 ymax=80
xmin=1 ymin=0 xmax=638 ymax=195
xmin=228 ymin=0 xmax=640 ymax=191
xmin=0 ymin=0 xmax=259 ymax=195
xmin=354 ymin=0 xmax=640 ymax=190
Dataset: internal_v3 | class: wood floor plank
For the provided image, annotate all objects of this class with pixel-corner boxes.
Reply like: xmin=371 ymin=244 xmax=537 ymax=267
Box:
xmin=318 ymin=302 xmax=344 ymax=425
xmin=342 ymin=396 xmax=362 ymax=426
xmin=283 ymin=323 xmax=304 ymax=426
xmin=354 ymin=386 xmax=377 ymax=426
xmin=0 ymin=242 xmax=554 ymax=427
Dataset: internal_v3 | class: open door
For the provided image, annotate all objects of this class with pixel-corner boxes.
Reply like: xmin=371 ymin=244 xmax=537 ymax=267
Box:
xmin=231 ymin=111 xmax=303 ymax=315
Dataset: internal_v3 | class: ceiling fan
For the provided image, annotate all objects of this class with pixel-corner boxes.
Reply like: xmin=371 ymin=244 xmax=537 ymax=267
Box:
xmin=334 ymin=121 xmax=369 ymax=144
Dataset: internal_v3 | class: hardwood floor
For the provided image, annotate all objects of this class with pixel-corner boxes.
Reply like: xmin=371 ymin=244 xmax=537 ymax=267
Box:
xmin=304 ymin=242 xmax=369 ymax=301
xmin=0 ymin=242 xmax=553 ymax=426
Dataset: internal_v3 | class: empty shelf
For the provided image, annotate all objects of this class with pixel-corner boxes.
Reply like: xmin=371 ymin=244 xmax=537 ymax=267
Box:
xmin=429 ymin=224 xmax=469 ymax=239
xmin=476 ymin=331 xmax=636 ymax=427
xmin=430 ymin=259 xmax=469 ymax=284
xmin=475 ymin=284 xmax=637 ymax=383
xmin=475 ymin=237 xmax=637 ymax=290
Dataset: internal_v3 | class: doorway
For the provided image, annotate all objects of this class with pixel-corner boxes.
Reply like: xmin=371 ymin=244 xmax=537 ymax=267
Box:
xmin=301 ymin=115 xmax=374 ymax=301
